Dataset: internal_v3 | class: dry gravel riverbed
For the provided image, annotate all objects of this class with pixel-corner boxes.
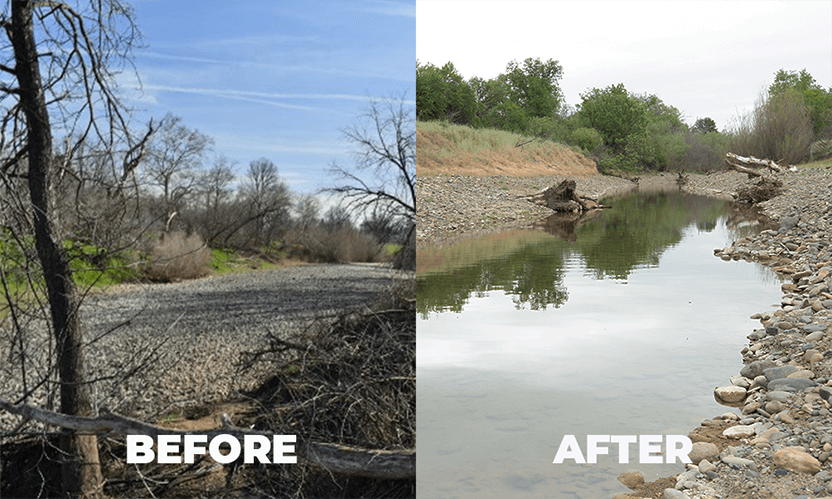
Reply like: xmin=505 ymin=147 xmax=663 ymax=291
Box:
xmin=1 ymin=263 xmax=408 ymax=428
xmin=419 ymin=166 xmax=832 ymax=498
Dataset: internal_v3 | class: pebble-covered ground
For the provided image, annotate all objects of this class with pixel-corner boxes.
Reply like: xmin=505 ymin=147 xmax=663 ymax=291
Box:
xmin=0 ymin=263 xmax=406 ymax=429
xmin=416 ymin=171 xmax=748 ymax=249
xmin=419 ymin=166 xmax=832 ymax=499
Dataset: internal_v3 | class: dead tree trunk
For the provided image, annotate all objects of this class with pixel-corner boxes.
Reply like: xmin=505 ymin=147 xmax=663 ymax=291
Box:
xmin=8 ymin=2 xmax=104 ymax=497
xmin=525 ymin=180 xmax=607 ymax=212
xmin=724 ymin=153 xmax=784 ymax=204
xmin=0 ymin=397 xmax=415 ymax=480
xmin=724 ymin=152 xmax=786 ymax=175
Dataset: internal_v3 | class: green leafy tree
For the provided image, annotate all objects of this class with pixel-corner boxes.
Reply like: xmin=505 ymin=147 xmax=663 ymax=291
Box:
xmin=503 ymin=57 xmax=564 ymax=119
xmin=416 ymin=60 xmax=447 ymax=121
xmin=415 ymin=60 xmax=476 ymax=124
xmin=469 ymin=75 xmax=527 ymax=131
xmin=769 ymin=69 xmax=832 ymax=137
xmin=692 ymin=117 xmax=718 ymax=133
xmin=637 ymin=94 xmax=689 ymax=170
xmin=578 ymin=83 xmax=648 ymax=148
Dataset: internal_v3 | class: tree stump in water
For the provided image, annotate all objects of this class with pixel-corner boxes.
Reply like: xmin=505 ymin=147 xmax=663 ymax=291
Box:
xmin=527 ymin=180 xmax=605 ymax=212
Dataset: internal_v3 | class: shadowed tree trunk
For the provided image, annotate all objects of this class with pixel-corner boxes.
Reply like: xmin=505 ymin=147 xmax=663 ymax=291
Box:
xmin=8 ymin=1 xmax=104 ymax=496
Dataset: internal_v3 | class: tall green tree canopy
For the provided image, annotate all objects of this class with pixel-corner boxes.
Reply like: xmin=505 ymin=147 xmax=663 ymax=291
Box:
xmin=416 ymin=60 xmax=476 ymax=124
xmin=692 ymin=117 xmax=718 ymax=134
xmin=769 ymin=68 xmax=832 ymax=137
xmin=503 ymin=57 xmax=564 ymax=119
xmin=578 ymin=83 xmax=648 ymax=148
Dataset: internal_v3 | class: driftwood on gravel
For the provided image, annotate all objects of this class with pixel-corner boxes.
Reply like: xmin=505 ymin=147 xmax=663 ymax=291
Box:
xmin=724 ymin=152 xmax=793 ymax=176
xmin=526 ymin=180 xmax=610 ymax=212
xmin=723 ymin=153 xmax=786 ymax=204
xmin=0 ymin=396 xmax=415 ymax=480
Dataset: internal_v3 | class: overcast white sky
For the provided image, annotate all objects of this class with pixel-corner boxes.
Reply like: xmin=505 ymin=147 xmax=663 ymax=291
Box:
xmin=417 ymin=0 xmax=832 ymax=132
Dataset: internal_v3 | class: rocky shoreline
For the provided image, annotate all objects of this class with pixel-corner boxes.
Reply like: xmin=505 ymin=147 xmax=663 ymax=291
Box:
xmin=418 ymin=166 xmax=832 ymax=498
xmin=635 ymin=167 xmax=832 ymax=499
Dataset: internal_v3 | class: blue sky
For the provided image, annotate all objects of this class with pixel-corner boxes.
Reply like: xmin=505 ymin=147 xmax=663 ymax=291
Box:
xmin=125 ymin=0 xmax=415 ymax=195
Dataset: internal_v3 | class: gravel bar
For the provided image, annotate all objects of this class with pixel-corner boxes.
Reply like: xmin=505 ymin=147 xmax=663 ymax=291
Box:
xmin=1 ymin=263 xmax=407 ymax=427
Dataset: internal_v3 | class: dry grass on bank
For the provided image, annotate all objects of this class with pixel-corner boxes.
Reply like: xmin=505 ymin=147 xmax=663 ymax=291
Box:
xmin=145 ymin=231 xmax=211 ymax=282
xmin=417 ymin=120 xmax=598 ymax=177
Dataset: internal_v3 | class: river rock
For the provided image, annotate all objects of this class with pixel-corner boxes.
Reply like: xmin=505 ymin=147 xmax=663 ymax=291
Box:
xmin=688 ymin=442 xmax=719 ymax=464
xmin=806 ymin=349 xmax=824 ymax=363
xmin=730 ymin=375 xmax=751 ymax=388
xmin=766 ymin=400 xmax=787 ymax=413
xmin=760 ymin=427 xmax=784 ymax=442
xmin=779 ymin=410 xmax=796 ymax=424
xmin=819 ymin=386 xmax=832 ymax=402
xmin=768 ymin=378 xmax=817 ymax=392
xmin=698 ymin=459 xmax=716 ymax=474
xmin=723 ymin=425 xmax=755 ymax=439
xmin=766 ymin=390 xmax=793 ymax=402
xmin=803 ymin=323 xmax=826 ymax=333
xmin=663 ymin=489 xmax=685 ymax=499
xmin=714 ymin=386 xmax=747 ymax=403
xmin=773 ymin=447 xmax=821 ymax=474
xmin=743 ymin=401 xmax=760 ymax=415
xmin=788 ymin=369 xmax=815 ymax=379
xmin=765 ymin=365 xmax=800 ymax=381
xmin=753 ymin=375 xmax=769 ymax=389
xmin=723 ymin=455 xmax=757 ymax=470
xmin=617 ymin=471 xmax=644 ymax=490
xmin=781 ymin=216 xmax=799 ymax=230
xmin=741 ymin=359 xmax=776 ymax=378
xmin=807 ymin=331 xmax=826 ymax=342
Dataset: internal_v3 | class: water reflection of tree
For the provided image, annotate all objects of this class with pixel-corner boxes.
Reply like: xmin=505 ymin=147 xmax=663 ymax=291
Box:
xmin=418 ymin=190 xmax=767 ymax=316
xmin=578 ymin=191 xmax=726 ymax=280
xmin=417 ymin=244 xmax=569 ymax=317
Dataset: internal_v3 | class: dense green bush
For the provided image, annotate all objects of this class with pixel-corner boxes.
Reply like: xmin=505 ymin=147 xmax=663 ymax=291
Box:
xmin=570 ymin=127 xmax=603 ymax=155
xmin=417 ymin=58 xmax=829 ymax=172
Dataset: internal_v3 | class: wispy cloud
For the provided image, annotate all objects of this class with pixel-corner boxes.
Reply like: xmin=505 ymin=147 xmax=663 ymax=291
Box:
xmin=137 ymin=84 xmax=384 ymax=111
xmin=139 ymin=50 xmax=412 ymax=83
xmin=358 ymin=0 xmax=415 ymax=18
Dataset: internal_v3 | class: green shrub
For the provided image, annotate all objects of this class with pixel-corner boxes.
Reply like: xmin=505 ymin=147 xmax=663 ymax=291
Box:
xmin=570 ymin=127 xmax=603 ymax=154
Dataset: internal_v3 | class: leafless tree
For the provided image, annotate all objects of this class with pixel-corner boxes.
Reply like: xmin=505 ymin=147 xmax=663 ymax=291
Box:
xmin=142 ymin=112 xmax=213 ymax=231
xmin=293 ymin=193 xmax=321 ymax=231
xmin=198 ymin=154 xmax=237 ymax=214
xmin=325 ymin=95 xmax=415 ymax=224
xmin=325 ymin=95 xmax=415 ymax=268
xmin=0 ymin=1 xmax=149 ymax=497
xmin=235 ymin=157 xmax=291 ymax=247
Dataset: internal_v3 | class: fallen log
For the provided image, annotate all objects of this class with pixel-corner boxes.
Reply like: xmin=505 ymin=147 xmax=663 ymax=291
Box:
xmin=724 ymin=152 xmax=788 ymax=174
xmin=723 ymin=153 xmax=785 ymax=203
xmin=0 ymin=396 xmax=415 ymax=480
xmin=525 ymin=180 xmax=610 ymax=212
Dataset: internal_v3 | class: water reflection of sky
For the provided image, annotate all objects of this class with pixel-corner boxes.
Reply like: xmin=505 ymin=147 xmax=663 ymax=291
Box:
xmin=417 ymin=212 xmax=784 ymax=498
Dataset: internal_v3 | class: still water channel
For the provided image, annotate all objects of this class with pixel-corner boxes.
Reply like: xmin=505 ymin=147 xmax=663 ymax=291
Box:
xmin=417 ymin=187 xmax=785 ymax=498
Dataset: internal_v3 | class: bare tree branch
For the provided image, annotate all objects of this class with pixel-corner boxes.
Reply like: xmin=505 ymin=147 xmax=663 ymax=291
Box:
xmin=0 ymin=396 xmax=415 ymax=480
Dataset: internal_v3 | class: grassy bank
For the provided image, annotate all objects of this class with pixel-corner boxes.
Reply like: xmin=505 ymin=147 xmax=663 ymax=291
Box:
xmin=417 ymin=120 xmax=598 ymax=177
